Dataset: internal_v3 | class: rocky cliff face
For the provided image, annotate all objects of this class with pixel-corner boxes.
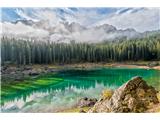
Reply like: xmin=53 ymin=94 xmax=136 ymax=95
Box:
xmin=88 ymin=76 xmax=159 ymax=113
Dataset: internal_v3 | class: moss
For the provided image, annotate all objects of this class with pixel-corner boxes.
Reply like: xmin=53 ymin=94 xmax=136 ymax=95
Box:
xmin=101 ymin=89 xmax=113 ymax=100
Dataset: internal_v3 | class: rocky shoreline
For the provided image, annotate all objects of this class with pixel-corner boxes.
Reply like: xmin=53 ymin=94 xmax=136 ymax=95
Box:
xmin=1 ymin=61 xmax=160 ymax=83
xmin=61 ymin=76 xmax=160 ymax=113
xmin=1 ymin=65 xmax=60 ymax=84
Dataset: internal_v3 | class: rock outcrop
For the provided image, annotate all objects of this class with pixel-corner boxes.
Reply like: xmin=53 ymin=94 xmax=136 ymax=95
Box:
xmin=88 ymin=76 xmax=159 ymax=113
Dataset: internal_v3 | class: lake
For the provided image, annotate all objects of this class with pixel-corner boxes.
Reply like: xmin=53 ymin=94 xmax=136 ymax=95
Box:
xmin=1 ymin=67 xmax=160 ymax=112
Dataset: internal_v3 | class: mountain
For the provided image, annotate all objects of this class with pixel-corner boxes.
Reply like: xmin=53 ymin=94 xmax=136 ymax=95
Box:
xmin=0 ymin=20 xmax=147 ymax=43
xmin=1 ymin=8 xmax=160 ymax=43
xmin=2 ymin=8 xmax=159 ymax=32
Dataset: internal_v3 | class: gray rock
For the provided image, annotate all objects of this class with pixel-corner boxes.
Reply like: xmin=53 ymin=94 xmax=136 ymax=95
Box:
xmin=24 ymin=66 xmax=32 ymax=70
xmin=148 ymin=62 xmax=159 ymax=67
xmin=29 ymin=70 xmax=40 ymax=76
xmin=88 ymin=76 xmax=159 ymax=113
xmin=77 ymin=97 xmax=97 ymax=108
xmin=47 ymin=68 xmax=55 ymax=73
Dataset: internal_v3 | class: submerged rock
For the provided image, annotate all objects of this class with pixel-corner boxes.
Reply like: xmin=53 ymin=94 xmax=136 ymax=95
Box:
xmin=88 ymin=76 xmax=159 ymax=113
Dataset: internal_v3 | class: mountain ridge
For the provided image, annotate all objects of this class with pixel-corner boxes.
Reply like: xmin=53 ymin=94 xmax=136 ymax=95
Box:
xmin=1 ymin=19 xmax=160 ymax=43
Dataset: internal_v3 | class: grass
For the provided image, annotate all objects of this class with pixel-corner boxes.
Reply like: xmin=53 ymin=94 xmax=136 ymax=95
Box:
xmin=1 ymin=73 xmax=64 ymax=105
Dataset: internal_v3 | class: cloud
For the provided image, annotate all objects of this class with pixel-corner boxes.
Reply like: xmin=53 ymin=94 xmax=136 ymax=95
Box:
xmin=94 ymin=8 xmax=160 ymax=32
xmin=68 ymin=8 xmax=115 ymax=26
xmin=1 ymin=8 xmax=159 ymax=43
xmin=15 ymin=9 xmax=39 ymax=22
xmin=1 ymin=22 xmax=49 ymax=39
xmin=2 ymin=8 xmax=159 ymax=32
xmin=34 ymin=9 xmax=60 ymax=26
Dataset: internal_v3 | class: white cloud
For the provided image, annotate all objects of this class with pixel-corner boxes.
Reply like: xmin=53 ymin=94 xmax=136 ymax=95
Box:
xmin=3 ymin=8 xmax=160 ymax=32
xmin=1 ymin=8 xmax=159 ymax=43
xmin=94 ymin=8 xmax=160 ymax=32
xmin=35 ymin=9 xmax=60 ymax=26
xmin=1 ymin=22 xmax=49 ymax=39
xmin=0 ymin=21 xmax=143 ymax=43
xmin=15 ymin=9 xmax=39 ymax=22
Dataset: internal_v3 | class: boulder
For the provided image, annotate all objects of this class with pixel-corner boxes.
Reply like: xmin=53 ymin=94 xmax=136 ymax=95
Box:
xmin=148 ymin=62 xmax=159 ymax=67
xmin=29 ymin=70 xmax=40 ymax=76
xmin=47 ymin=68 xmax=55 ymax=73
xmin=24 ymin=66 xmax=32 ymax=70
xmin=157 ymin=91 xmax=160 ymax=102
xmin=77 ymin=97 xmax=97 ymax=108
xmin=88 ymin=76 xmax=159 ymax=113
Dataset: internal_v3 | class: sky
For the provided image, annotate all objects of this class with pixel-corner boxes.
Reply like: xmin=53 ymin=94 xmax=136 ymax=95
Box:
xmin=1 ymin=7 xmax=160 ymax=32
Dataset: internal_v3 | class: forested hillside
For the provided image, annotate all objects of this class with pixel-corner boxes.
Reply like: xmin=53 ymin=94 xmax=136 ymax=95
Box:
xmin=1 ymin=34 xmax=160 ymax=65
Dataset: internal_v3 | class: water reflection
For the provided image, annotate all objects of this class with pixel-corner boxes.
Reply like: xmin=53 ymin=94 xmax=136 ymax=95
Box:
xmin=1 ymin=83 xmax=110 ymax=112
xmin=1 ymin=67 xmax=160 ymax=112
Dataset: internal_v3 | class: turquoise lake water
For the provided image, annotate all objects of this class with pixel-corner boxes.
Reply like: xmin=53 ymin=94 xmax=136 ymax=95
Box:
xmin=1 ymin=67 xmax=160 ymax=112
